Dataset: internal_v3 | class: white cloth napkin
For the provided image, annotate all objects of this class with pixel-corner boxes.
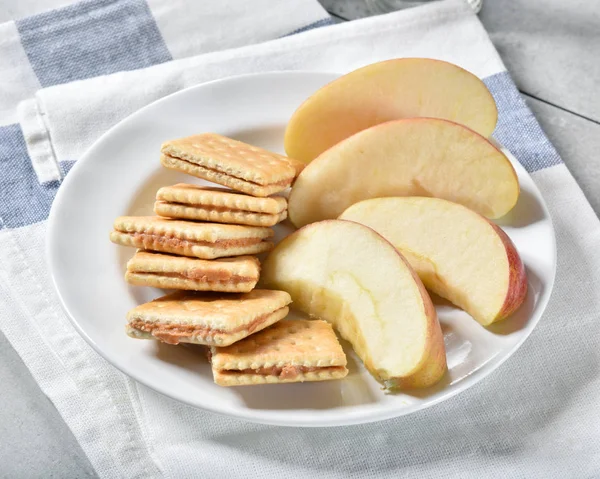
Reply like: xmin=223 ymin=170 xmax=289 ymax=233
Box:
xmin=2 ymin=0 xmax=600 ymax=477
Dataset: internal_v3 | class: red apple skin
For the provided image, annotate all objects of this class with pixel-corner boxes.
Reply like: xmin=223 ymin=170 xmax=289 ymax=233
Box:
xmin=489 ymin=222 xmax=528 ymax=322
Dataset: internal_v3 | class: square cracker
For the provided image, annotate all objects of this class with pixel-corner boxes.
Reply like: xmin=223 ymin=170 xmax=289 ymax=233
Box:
xmin=160 ymin=134 xmax=304 ymax=196
xmin=154 ymin=202 xmax=287 ymax=227
xmin=210 ymin=319 xmax=348 ymax=386
xmin=125 ymin=251 xmax=260 ymax=293
xmin=110 ymin=216 xmax=274 ymax=259
xmin=156 ymin=185 xmax=287 ymax=214
xmin=155 ymin=184 xmax=288 ymax=226
xmin=154 ymin=201 xmax=287 ymax=226
xmin=126 ymin=289 xmax=291 ymax=346
xmin=112 ymin=216 xmax=273 ymax=241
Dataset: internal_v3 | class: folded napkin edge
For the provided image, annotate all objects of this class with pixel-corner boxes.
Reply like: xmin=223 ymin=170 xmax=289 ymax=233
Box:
xmin=18 ymin=98 xmax=61 ymax=184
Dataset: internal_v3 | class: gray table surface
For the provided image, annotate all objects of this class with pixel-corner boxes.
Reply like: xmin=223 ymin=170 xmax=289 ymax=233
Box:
xmin=1 ymin=0 xmax=599 ymax=477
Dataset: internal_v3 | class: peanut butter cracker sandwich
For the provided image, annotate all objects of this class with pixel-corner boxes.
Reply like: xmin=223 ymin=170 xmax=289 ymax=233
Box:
xmin=155 ymin=184 xmax=287 ymax=227
xmin=160 ymin=133 xmax=304 ymax=197
xmin=110 ymin=216 xmax=274 ymax=259
xmin=125 ymin=251 xmax=260 ymax=293
xmin=126 ymin=290 xmax=291 ymax=346
xmin=210 ymin=319 xmax=348 ymax=386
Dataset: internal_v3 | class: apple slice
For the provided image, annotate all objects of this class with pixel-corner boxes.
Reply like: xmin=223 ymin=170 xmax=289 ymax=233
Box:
xmin=285 ymin=58 xmax=498 ymax=163
xmin=261 ymin=220 xmax=446 ymax=389
xmin=288 ymin=118 xmax=519 ymax=228
xmin=340 ymin=197 xmax=528 ymax=325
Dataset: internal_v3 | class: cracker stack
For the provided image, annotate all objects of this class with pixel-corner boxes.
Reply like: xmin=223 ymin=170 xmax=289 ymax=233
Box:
xmin=110 ymin=134 xmax=298 ymax=294
xmin=110 ymin=133 xmax=348 ymax=385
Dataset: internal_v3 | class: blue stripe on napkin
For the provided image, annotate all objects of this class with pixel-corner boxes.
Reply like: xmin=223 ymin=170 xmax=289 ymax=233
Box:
xmin=485 ymin=72 xmax=562 ymax=172
xmin=0 ymin=124 xmax=62 ymax=229
xmin=16 ymin=0 xmax=172 ymax=88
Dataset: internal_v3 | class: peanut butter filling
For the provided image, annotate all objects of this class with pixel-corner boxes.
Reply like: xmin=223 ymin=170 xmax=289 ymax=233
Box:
xmin=125 ymin=232 xmax=268 ymax=250
xmin=129 ymin=308 xmax=284 ymax=345
xmin=132 ymin=271 xmax=256 ymax=284
xmin=221 ymin=365 xmax=346 ymax=380
xmin=165 ymin=154 xmax=292 ymax=187
xmin=158 ymin=201 xmax=283 ymax=216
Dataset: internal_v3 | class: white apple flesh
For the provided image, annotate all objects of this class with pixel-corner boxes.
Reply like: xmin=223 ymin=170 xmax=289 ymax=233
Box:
xmin=340 ymin=197 xmax=528 ymax=325
xmin=288 ymin=118 xmax=519 ymax=228
xmin=284 ymin=58 xmax=498 ymax=163
xmin=260 ymin=220 xmax=447 ymax=389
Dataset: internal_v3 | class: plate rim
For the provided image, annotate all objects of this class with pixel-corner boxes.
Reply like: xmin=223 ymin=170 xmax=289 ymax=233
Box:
xmin=47 ymin=70 xmax=558 ymax=427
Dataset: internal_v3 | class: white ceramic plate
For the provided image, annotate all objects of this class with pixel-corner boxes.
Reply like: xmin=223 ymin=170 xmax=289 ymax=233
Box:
xmin=48 ymin=72 xmax=556 ymax=427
